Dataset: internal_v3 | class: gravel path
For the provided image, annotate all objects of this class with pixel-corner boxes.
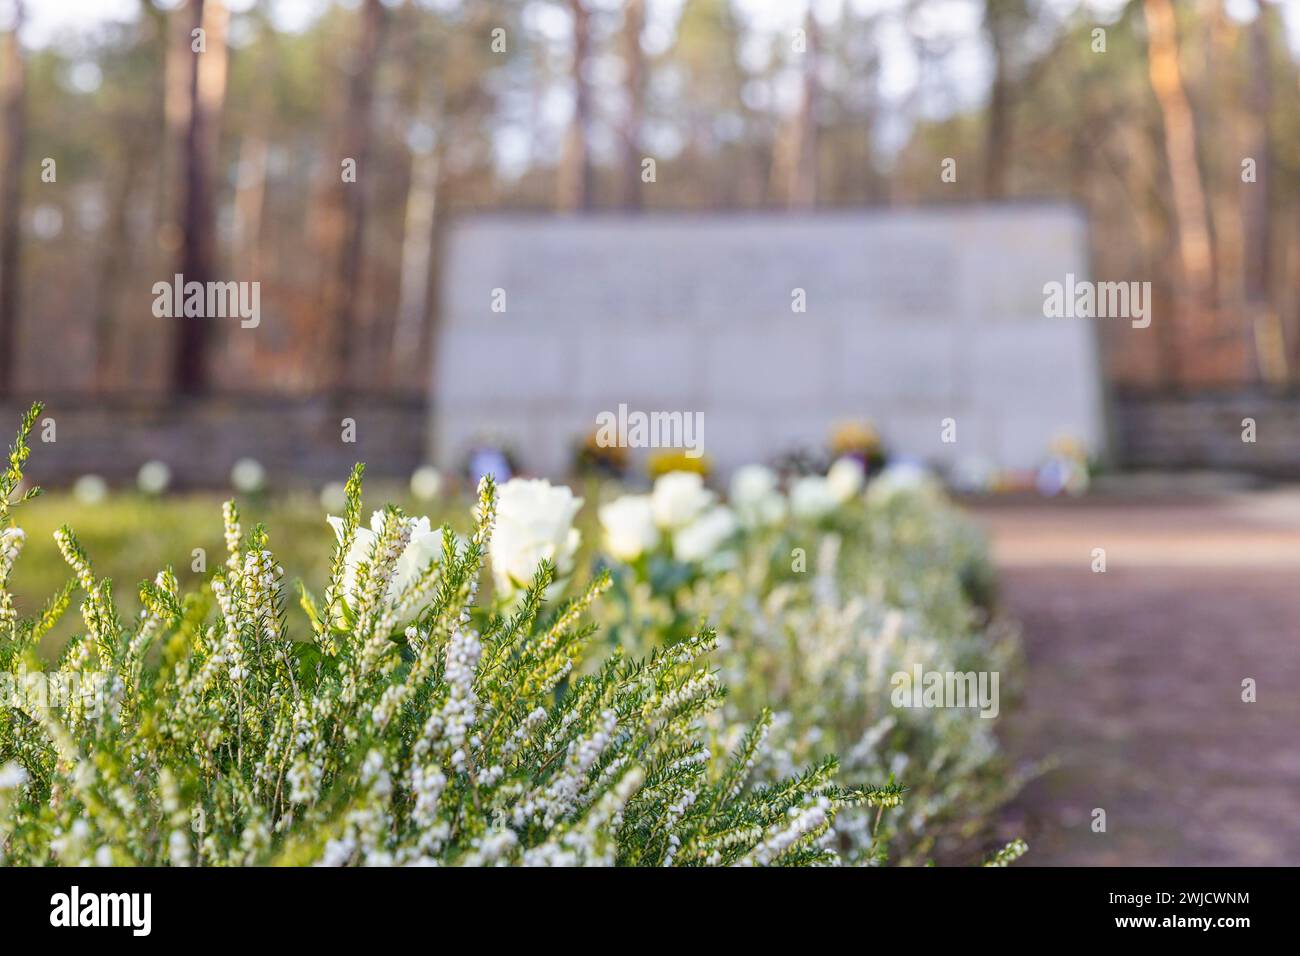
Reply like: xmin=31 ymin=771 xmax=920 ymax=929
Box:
xmin=970 ymin=495 xmax=1300 ymax=866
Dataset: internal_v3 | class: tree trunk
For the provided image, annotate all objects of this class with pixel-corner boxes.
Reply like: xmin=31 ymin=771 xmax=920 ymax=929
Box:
xmin=557 ymin=0 xmax=594 ymax=211
xmin=228 ymin=13 xmax=276 ymax=383
xmin=1242 ymin=4 xmax=1281 ymax=384
xmin=317 ymin=0 xmax=386 ymax=393
xmin=231 ymin=13 xmax=273 ymax=283
xmin=170 ymin=0 xmax=229 ymax=396
xmin=982 ymin=42 xmax=1009 ymax=198
xmin=94 ymin=133 xmax=147 ymax=392
xmin=0 ymin=1 xmax=25 ymax=396
xmin=1143 ymin=0 xmax=1217 ymax=382
xmin=620 ymin=0 xmax=646 ymax=210
xmin=231 ymin=130 xmax=268 ymax=283
xmin=788 ymin=10 xmax=819 ymax=209
xmin=391 ymin=135 xmax=442 ymax=386
xmin=979 ymin=0 xmax=1020 ymax=200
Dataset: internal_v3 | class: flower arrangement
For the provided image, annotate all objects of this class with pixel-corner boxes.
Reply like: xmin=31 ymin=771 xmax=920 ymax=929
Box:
xmin=829 ymin=420 xmax=887 ymax=474
xmin=1 ymin=405 xmax=904 ymax=867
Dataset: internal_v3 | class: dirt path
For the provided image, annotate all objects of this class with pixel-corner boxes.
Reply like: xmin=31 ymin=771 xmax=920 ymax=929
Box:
xmin=969 ymin=494 xmax=1300 ymax=866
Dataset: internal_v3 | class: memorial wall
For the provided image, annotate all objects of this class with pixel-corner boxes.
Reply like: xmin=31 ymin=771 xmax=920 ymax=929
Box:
xmin=433 ymin=205 xmax=1105 ymax=477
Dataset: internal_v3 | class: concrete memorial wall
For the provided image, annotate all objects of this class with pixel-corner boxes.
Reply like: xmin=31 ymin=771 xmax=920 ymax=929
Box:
xmin=432 ymin=206 xmax=1105 ymax=477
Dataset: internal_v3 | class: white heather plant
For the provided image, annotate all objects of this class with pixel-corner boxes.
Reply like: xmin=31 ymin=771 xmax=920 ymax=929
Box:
xmin=0 ymin=405 xmax=903 ymax=867
xmin=595 ymin=467 xmax=1024 ymax=865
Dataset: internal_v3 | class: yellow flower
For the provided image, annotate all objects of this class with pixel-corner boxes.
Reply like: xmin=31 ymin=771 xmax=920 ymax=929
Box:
xmin=830 ymin=420 xmax=881 ymax=457
xmin=647 ymin=449 xmax=712 ymax=479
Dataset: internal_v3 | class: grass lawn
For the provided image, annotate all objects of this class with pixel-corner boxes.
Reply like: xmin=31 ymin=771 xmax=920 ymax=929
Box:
xmin=8 ymin=485 xmax=459 ymax=657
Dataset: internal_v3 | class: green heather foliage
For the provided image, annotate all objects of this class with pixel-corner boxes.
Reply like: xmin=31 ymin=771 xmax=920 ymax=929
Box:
xmin=0 ymin=405 xmax=903 ymax=866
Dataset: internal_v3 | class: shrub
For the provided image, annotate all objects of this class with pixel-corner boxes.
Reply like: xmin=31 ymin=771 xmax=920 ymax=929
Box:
xmin=0 ymin=405 xmax=903 ymax=866
xmin=593 ymin=466 xmax=1026 ymax=864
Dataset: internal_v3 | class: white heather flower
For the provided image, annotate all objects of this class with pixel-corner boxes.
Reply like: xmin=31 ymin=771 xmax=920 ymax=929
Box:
xmin=137 ymin=460 xmax=172 ymax=496
xmin=466 ymin=827 xmax=518 ymax=865
xmin=598 ymin=494 xmax=659 ymax=562
xmin=287 ymin=753 xmax=323 ymax=806
xmin=729 ymin=465 xmax=787 ymax=527
xmin=0 ymin=526 xmax=24 ymax=562
xmin=230 ymin=458 xmax=267 ymax=494
xmin=73 ymin=474 xmax=108 ymax=505
xmin=737 ymin=796 xmax=831 ymax=866
xmin=651 ymin=472 xmax=715 ymax=530
xmin=410 ymin=466 xmax=442 ymax=502
xmin=789 ymin=475 xmax=839 ymax=520
xmin=672 ymin=506 xmax=738 ymax=563
xmin=438 ymin=625 xmax=483 ymax=766
xmin=533 ymin=709 xmax=618 ymax=829
xmin=490 ymin=479 xmax=583 ymax=596
xmin=826 ymin=457 xmax=865 ymax=503
xmin=222 ymin=500 xmax=242 ymax=571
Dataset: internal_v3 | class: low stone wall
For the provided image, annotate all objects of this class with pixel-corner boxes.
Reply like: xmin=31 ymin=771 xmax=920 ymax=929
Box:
xmin=7 ymin=391 xmax=1296 ymax=488
xmin=0 ymin=395 xmax=430 ymax=489
xmin=1114 ymin=392 xmax=1300 ymax=476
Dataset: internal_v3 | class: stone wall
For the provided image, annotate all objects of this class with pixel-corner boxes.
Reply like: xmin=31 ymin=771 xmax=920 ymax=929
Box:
xmin=1114 ymin=392 xmax=1300 ymax=476
xmin=432 ymin=206 xmax=1106 ymax=477
xmin=0 ymin=396 xmax=428 ymax=488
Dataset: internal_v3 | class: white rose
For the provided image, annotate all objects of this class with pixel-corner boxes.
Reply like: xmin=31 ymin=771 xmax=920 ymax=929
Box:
xmin=392 ymin=516 xmax=443 ymax=595
xmin=599 ymin=494 xmax=659 ymax=562
xmin=491 ymin=478 xmax=584 ymax=596
xmin=137 ymin=460 xmax=172 ymax=496
xmin=651 ymin=472 xmax=715 ymax=530
xmin=673 ymin=506 xmax=739 ymax=563
xmin=230 ymin=458 xmax=267 ymax=494
xmin=730 ymin=464 xmax=777 ymax=505
xmin=320 ymin=482 xmax=348 ymax=512
xmin=826 ymin=457 xmax=865 ymax=503
xmin=789 ymin=475 xmax=839 ymax=520
xmin=73 ymin=475 xmax=108 ymax=505
xmin=326 ymin=511 xmax=443 ymax=607
xmin=410 ymin=466 xmax=442 ymax=502
xmin=729 ymin=464 xmax=787 ymax=527
xmin=326 ymin=511 xmax=380 ymax=602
